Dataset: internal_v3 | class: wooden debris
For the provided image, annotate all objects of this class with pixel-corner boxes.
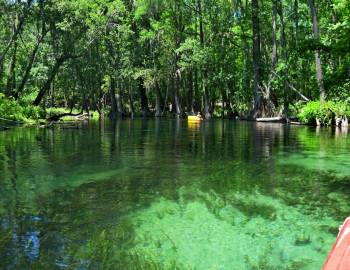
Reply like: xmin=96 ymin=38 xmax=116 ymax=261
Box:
xmin=256 ymin=116 xmax=285 ymax=123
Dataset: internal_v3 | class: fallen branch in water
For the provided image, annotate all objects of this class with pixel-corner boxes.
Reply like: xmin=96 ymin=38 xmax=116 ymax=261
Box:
xmin=47 ymin=111 xmax=84 ymax=122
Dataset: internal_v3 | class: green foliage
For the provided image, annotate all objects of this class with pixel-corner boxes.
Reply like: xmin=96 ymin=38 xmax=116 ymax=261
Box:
xmin=298 ymin=100 xmax=350 ymax=125
xmin=331 ymin=100 xmax=350 ymax=118
xmin=0 ymin=0 xmax=349 ymax=118
xmin=0 ymin=94 xmax=45 ymax=123
xmin=45 ymin=107 xmax=79 ymax=117
xmin=298 ymin=101 xmax=328 ymax=124
xmin=177 ymin=38 xmax=208 ymax=70
xmin=21 ymin=104 xmax=46 ymax=120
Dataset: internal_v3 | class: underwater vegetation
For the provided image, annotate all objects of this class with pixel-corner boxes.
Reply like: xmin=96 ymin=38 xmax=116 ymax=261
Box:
xmin=74 ymin=187 xmax=336 ymax=270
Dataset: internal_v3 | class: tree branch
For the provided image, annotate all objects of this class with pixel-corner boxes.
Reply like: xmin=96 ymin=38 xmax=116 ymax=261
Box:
xmin=271 ymin=71 xmax=310 ymax=102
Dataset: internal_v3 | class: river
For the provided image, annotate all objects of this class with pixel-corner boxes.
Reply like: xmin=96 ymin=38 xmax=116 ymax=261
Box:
xmin=0 ymin=120 xmax=349 ymax=269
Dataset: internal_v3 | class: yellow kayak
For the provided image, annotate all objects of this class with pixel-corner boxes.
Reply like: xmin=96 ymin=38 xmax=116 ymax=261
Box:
xmin=188 ymin=115 xmax=203 ymax=122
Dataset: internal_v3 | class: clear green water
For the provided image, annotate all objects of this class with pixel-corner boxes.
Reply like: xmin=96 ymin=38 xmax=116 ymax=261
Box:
xmin=0 ymin=120 xmax=349 ymax=269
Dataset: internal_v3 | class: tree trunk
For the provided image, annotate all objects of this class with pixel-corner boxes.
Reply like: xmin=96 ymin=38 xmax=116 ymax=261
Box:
xmin=170 ymin=78 xmax=177 ymax=114
xmin=251 ymin=0 xmax=263 ymax=118
xmin=221 ymin=87 xmax=226 ymax=119
xmin=109 ymin=77 xmax=118 ymax=121
xmin=6 ymin=41 xmax=17 ymax=96
xmin=15 ymin=30 xmax=47 ymax=99
xmin=328 ymin=0 xmax=337 ymax=24
xmin=174 ymin=75 xmax=184 ymax=117
xmin=294 ymin=0 xmax=299 ymax=46
xmin=155 ymin=83 xmax=162 ymax=117
xmin=33 ymin=54 xmax=69 ymax=106
xmin=308 ymin=0 xmax=326 ymax=102
xmin=198 ymin=0 xmax=211 ymax=119
xmin=202 ymin=73 xmax=210 ymax=119
xmin=327 ymin=0 xmax=339 ymax=70
xmin=162 ymin=81 xmax=170 ymax=115
xmin=139 ymin=79 xmax=149 ymax=116
xmin=187 ymin=71 xmax=194 ymax=113
xmin=271 ymin=0 xmax=278 ymax=71
xmin=0 ymin=0 xmax=33 ymax=69
xmin=117 ymin=81 xmax=126 ymax=117
xmin=238 ymin=13 xmax=251 ymax=103
xmin=226 ymin=81 xmax=236 ymax=118
xmin=50 ymin=81 xmax=55 ymax=107
xmin=15 ymin=42 xmax=40 ymax=99
xmin=194 ymin=69 xmax=200 ymax=112
xmin=279 ymin=0 xmax=288 ymax=114
xmin=129 ymin=78 xmax=135 ymax=119
xmin=263 ymin=0 xmax=278 ymax=116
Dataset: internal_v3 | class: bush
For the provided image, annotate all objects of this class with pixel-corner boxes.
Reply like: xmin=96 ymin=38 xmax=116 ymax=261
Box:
xmin=0 ymin=93 xmax=45 ymax=123
xmin=298 ymin=100 xmax=350 ymax=125
xmin=46 ymin=107 xmax=70 ymax=118
xmin=298 ymin=101 xmax=323 ymax=125
xmin=22 ymin=105 xmax=46 ymax=120
xmin=0 ymin=93 xmax=25 ymax=121
xmin=331 ymin=100 xmax=350 ymax=119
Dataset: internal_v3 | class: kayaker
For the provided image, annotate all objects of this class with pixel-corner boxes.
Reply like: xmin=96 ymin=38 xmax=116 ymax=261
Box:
xmin=197 ymin=112 xmax=203 ymax=120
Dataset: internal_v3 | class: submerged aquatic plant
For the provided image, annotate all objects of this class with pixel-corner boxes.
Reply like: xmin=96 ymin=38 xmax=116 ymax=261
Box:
xmin=230 ymin=192 xmax=277 ymax=220
xmin=80 ymin=188 xmax=334 ymax=270
xmin=294 ymin=233 xmax=312 ymax=246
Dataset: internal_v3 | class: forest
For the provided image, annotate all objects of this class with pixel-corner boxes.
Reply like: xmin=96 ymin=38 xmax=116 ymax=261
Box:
xmin=0 ymin=0 xmax=349 ymax=124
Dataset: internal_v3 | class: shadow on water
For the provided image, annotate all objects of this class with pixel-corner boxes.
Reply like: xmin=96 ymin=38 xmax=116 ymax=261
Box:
xmin=0 ymin=120 xmax=350 ymax=269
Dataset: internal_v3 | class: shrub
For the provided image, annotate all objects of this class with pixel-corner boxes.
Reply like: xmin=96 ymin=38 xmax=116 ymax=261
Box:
xmin=298 ymin=101 xmax=321 ymax=124
xmin=0 ymin=93 xmax=45 ymax=123
xmin=22 ymin=105 xmax=46 ymax=120
xmin=331 ymin=100 xmax=350 ymax=119
xmin=298 ymin=100 xmax=350 ymax=125
xmin=0 ymin=93 xmax=25 ymax=121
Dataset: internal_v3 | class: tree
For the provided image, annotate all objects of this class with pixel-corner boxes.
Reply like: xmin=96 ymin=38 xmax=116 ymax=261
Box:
xmin=308 ymin=0 xmax=326 ymax=102
xmin=251 ymin=0 xmax=263 ymax=118
xmin=0 ymin=0 xmax=349 ymax=120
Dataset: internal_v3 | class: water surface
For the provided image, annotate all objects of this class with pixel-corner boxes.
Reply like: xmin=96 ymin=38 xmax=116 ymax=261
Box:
xmin=1 ymin=120 xmax=349 ymax=269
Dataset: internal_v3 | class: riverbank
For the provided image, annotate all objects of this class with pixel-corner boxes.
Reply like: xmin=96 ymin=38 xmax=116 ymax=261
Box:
xmin=0 ymin=93 xmax=98 ymax=129
xmin=1 ymin=94 xmax=350 ymax=130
